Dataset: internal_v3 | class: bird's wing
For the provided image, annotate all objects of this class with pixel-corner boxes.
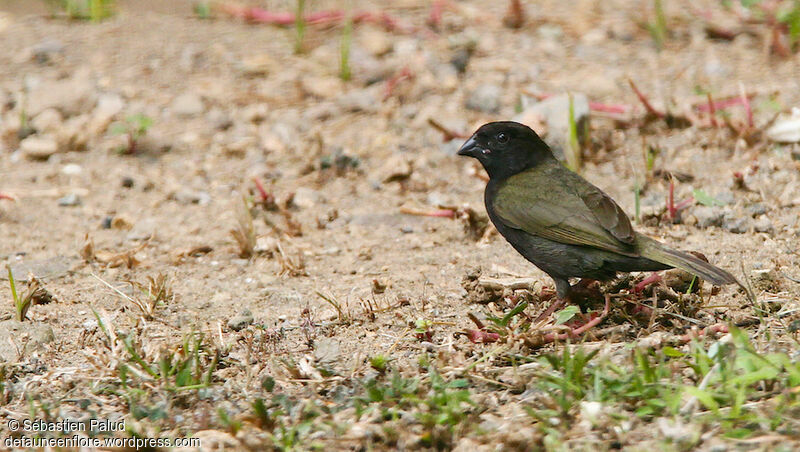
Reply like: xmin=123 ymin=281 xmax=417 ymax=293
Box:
xmin=492 ymin=166 xmax=637 ymax=256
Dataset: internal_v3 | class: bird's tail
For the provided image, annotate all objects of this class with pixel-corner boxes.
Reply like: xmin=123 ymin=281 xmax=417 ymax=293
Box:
xmin=637 ymin=236 xmax=740 ymax=287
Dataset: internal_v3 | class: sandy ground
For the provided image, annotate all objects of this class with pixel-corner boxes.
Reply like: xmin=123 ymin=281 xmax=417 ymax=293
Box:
xmin=1 ymin=0 xmax=799 ymax=449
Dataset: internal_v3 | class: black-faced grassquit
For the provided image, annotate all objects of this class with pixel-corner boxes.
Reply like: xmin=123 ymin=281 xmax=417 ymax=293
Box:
xmin=458 ymin=121 xmax=739 ymax=302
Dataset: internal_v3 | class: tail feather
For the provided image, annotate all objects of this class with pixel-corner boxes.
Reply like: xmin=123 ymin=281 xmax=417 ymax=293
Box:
xmin=638 ymin=236 xmax=740 ymax=287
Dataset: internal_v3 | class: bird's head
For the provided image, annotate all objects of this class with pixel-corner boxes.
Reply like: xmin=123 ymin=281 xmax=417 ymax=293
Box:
xmin=457 ymin=121 xmax=554 ymax=180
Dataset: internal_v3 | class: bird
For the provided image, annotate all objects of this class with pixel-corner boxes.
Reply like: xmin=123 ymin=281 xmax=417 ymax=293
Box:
xmin=457 ymin=121 xmax=740 ymax=305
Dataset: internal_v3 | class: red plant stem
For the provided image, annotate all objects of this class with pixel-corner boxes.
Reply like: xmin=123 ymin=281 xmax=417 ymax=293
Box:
xmin=628 ymin=78 xmax=665 ymax=118
xmin=251 ymin=177 xmax=270 ymax=203
xmin=634 ymin=272 xmax=663 ymax=293
xmin=589 ymin=102 xmax=631 ymax=114
xmin=466 ymin=329 xmax=500 ymax=343
xmin=248 ymin=9 xmax=294 ymax=24
xmin=525 ymin=92 xmax=631 ymax=114
xmin=0 ymin=192 xmax=15 ymax=201
xmin=675 ymin=198 xmax=694 ymax=211
xmin=220 ymin=5 xmax=416 ymax=34
xmin=383 ymin=66 xmax=413 ymax=100
xmin=428 ymin=0 xmax=445 ymax=28
xmin=667 ymin=178 xmax=676 ymax=219
xmin=739 ymin=83 xmax=754 ymax=128
xmin=428 ymin=118 xmax=467 ymax=141
xmin=543 ymin=296 xmax=610 ymax=342
xmin=534 ymin=297 xmax=566 ymax=323
xmin=467 ymin=312 xmax=485 ymax=330
xmin=680 ymin=323 xmax=728 ymax=342
xmin=707 ymin=93 xmax=718 ymax=128
xmin=695 ymin=95 xmax=749 ymax=112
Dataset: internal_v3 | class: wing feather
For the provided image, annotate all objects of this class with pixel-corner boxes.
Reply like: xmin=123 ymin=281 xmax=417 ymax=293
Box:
xmin=492 ymin=165 xmax=638 ymax=256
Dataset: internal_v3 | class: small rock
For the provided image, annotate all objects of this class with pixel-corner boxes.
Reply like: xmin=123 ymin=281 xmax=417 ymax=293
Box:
xmin=2 ymin=256 xmax=76 ymax=282
xmin=426 ymin=191 xmax=451 ymax=207
xmin=0 ymin=320 xmax=56 ymax=362
xmin=722 ymin=214 xmax=750 ymax=233
xmin=121 ymin=177 xmax=135 ymax=188
xmin=746 ymin=203 xmax=767 ymax=217
xmin=313 ymin=337 xmax=341 ymax=367
xmin=20 ymin=136 xmax=59 ymax=160
xmin=753 ymin=217 xmax=773 ymax=233
xmin=401 ymin=226 xmax=414 ymax=234
xmin=465 ymin=84 xmax=502 ymax=113
xmin=750 ymin=268 xmax=780 ymax=292
xmin=61 ymin=163 xmax=82 ymax=175
xmin=766 ymin=107 xmax=800 ymax=143
xmin=238 ymin=54 xmax=274 ymax=77
xmin=137 ymin=131 xmax=172 ymax=153
xmin=358 ymin=27 xmax=393 ymax=56
xmin=93 ymin=93 xmax=124 ymax=120
xmin=241 ymin=103 xmax=269 ymax=123
xmin=179 ymin=44 xmax=202 ymax=71
xmin=171 ymin=190 xmax=211 ymax=205
xmin=227 ymin=310 xmax=254 ymax=331
xmin=301 ymin=76 xmax=344 ymax=99
xmin=59 ymin=115 xmax=90 ymax=152
xmin=714 ymin=190 xmax=735 ymax=205
xmin=657 ymin=418 xmax=698 ymax=445
xmin=126 ymin=218 xmax=157 ymax=241
xmin=580 ymin=401 xmax=604 ymax=424
xmin=338 ymin=89 xmax=379 ymax=113
xmin=640 ymin=191 xmax=665 ymax=208
xmin=450 ymin=46 xmax=473 ymax=74
xmin=537 ymin=24 xmax=564 ymax=41
xmin=31 ymin=108 xmax=63 ymax=133
xmin=221 ymin=135 xmax=256 ymax=157
xmin=171 ymin=93 xmax=204 ymax=117
xmin=31 ymin=38 xmax=64 ymax=64
xmin=207 ymin=109 xmax=232 ymax=130
xmin=27 ymin=77 xmax=95 ymax=117
xmin=57 ymin=193 xmax=81 ymax=206
xmin=692 ymin=206 xmax=724 ymax=228
xmin=378 ymin=154 xmax=412 ymax=183
xmin=292 ymin=187 xmax=322 ymax=209
xmin=514 ymin=93 xmax=590 ymax=162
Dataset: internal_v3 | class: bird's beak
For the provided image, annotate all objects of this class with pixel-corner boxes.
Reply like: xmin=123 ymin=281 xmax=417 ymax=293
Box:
xmin=457 ymin=135 xmax=481 ymax=157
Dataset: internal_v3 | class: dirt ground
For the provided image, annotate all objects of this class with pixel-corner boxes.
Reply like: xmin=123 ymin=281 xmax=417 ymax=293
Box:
xmin=1 ymin=0 xmax=800 ymax=450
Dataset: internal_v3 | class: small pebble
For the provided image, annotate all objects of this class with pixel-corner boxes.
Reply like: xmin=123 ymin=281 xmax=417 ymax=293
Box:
xmin=57 ymin=193 xmax=81 ymax=206
xmin=61 ymin=163 xmax=82 ymax=175
xmin=227 ymin=309 xmax=254 ymax=331
xmin=753 ymin=217 xmax=774 ymax=233
xmin=465 ymin=84 xmax=502 ymax=113
xmin=722 ymin=214 xmax=750 ymax=233
xmin=121 ymin=177 xmax=135 ymax=188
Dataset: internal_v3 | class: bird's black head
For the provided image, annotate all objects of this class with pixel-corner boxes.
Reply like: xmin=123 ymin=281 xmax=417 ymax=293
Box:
xmin=457 ymin=121 xmax=554 ymax=180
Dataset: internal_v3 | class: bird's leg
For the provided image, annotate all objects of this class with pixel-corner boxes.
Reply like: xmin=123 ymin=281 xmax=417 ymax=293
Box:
xmin=534 ymin=278 xmax=571 ymax=323
xmin=564 ymin=295 xmax=610 ymax=337
xmin=633 ymin=272 xmax=663 ymax=293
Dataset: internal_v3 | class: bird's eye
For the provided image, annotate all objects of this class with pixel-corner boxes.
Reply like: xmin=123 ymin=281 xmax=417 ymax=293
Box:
xmin=496 ymin=133 xmax=509 ymax=144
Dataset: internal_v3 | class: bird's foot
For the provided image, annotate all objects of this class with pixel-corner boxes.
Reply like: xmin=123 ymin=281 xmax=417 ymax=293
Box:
xmin=549 ymin=295 xmax=611 ymax=339
xmin=633 ymin=272 xmax=663 ymax=293
xmin=524 ymin=295 xmax=611 ymax=348
xmin=533 ymin=297 xmax=566 ymax=323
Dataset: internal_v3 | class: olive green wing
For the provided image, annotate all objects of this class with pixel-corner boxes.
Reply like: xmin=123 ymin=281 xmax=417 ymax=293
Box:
xmin=492 ymin=167 xmax=637 ymax=256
